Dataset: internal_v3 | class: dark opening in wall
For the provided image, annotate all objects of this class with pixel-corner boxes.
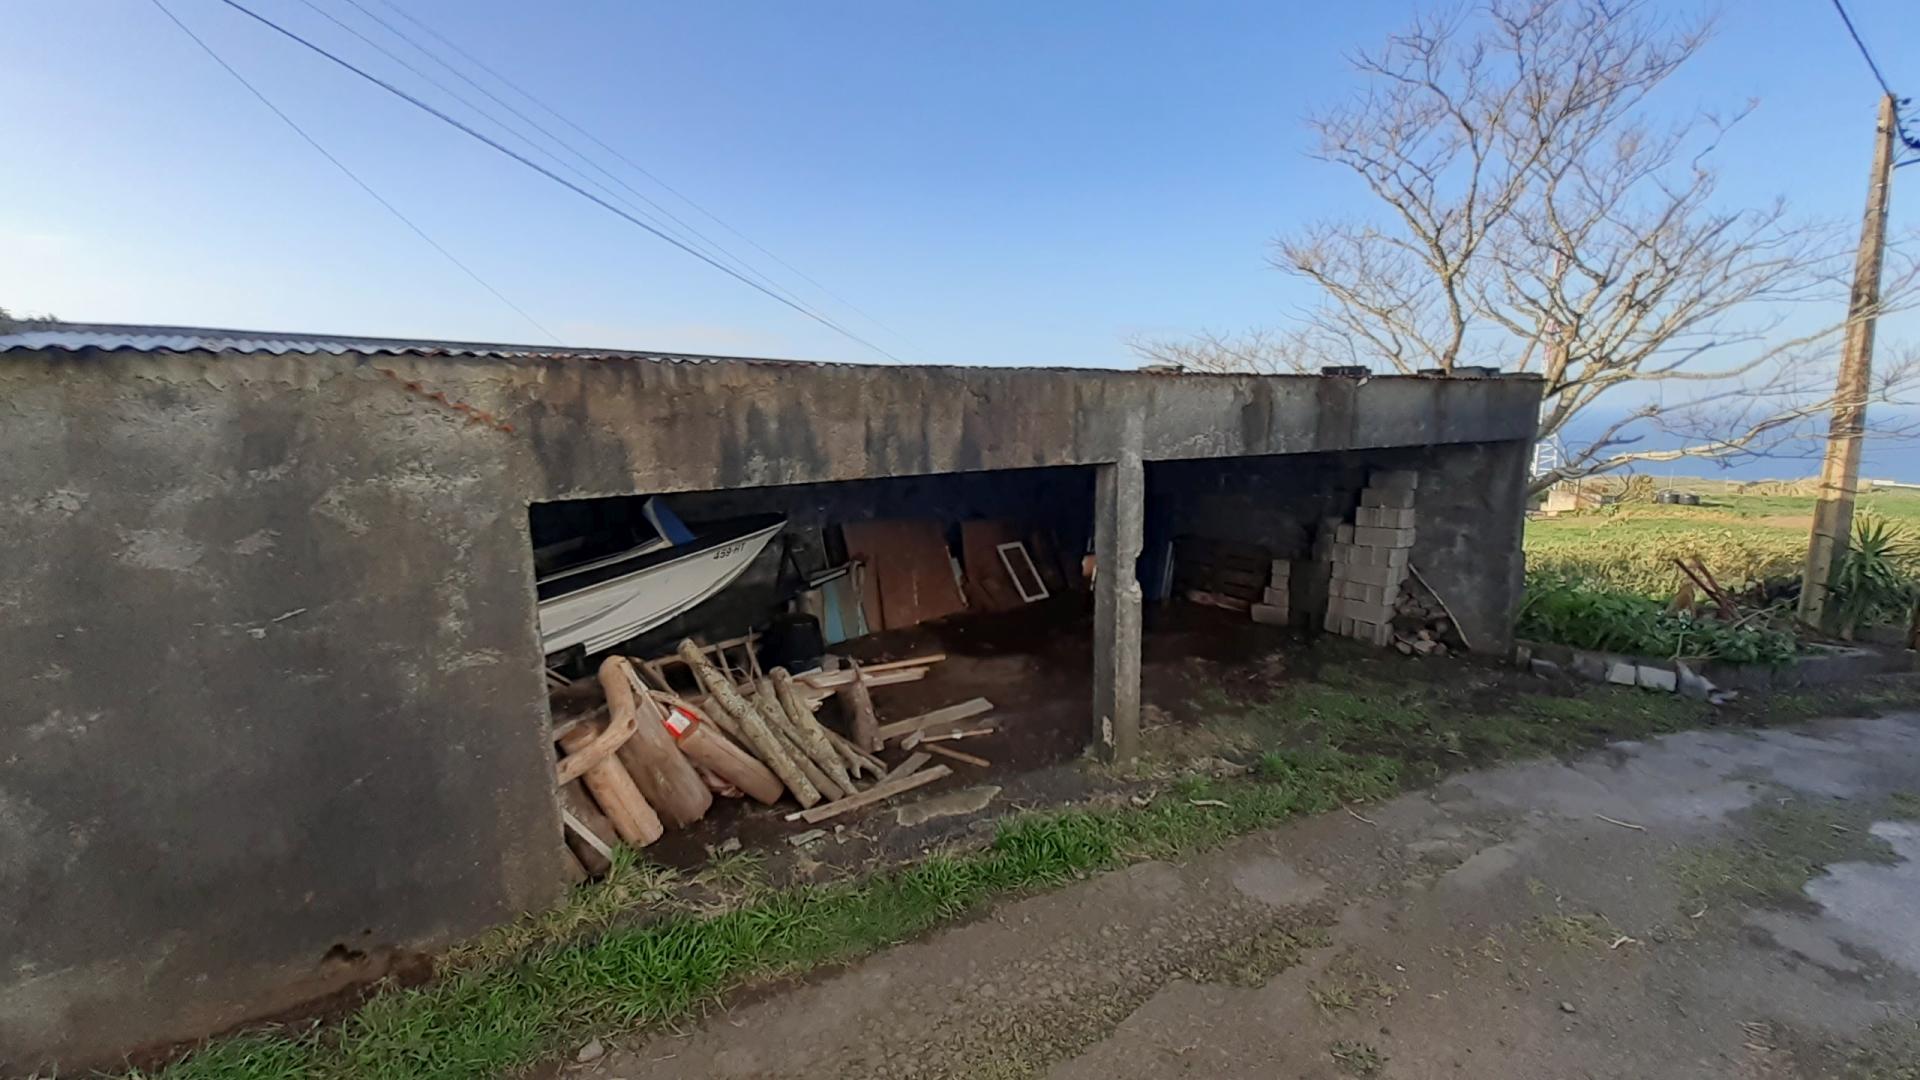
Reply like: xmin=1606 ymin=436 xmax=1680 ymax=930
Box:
xmin=528 ymin=465 xmax=1098 ymax=676
xmin=1142 ymin=442 xmax=1529 ymax=653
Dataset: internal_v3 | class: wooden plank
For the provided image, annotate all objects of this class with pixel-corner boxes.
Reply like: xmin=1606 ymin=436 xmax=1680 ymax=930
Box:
xmin=884 ymin=751 xmax=931 ymax=782
xmin=842 ymin=520 xmax=967 ymax=631
xmin=797 ymin=666 xmax=929 ymax=691
xmin=875 ymin=697 xmax=994 ymax=742
xmin=922 ymin=743 xmax=990 ymax=768
xmin=861 ymin=653 xmax=947 ymax=675
xmin=961 ymin=519 xmax=1027 ymax=613
xmin=786 ymin=765 xmax=953 ymax=825
xmin=921 ymin=725 xmax=994 ymax=741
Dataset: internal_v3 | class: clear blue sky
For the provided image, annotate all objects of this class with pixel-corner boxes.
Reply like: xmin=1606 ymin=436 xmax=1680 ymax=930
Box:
xmin=3 ymin=0 xmax=1920 ymax=474
xmin=2 ymin=0 xmax=1915 ymax=386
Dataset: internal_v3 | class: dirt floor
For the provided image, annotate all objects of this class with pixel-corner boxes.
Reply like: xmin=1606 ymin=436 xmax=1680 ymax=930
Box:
xmin=568 ymin=702 xmax=1920 ymax=1079
xmin=642 ymin=597 xmax=1288 ymax=871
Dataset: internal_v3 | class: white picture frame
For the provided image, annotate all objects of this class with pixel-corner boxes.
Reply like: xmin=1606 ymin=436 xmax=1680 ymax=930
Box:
xmin=995 ymin=541 xmax=1050 ymax=603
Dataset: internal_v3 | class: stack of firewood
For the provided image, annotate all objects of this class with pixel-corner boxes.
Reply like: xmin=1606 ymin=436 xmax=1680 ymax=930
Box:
xmin=550 ymin=638 xmax=959 ymax=879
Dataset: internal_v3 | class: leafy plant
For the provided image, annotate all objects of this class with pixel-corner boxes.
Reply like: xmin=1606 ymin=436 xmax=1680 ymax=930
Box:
xmin=1518 ymin=574 xmax=1796 ymax=665
xmin=1830 ymin=515 xmax=1920 ymax=640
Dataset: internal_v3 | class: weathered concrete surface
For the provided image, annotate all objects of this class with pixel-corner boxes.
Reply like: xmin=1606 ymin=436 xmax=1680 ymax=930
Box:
xmin=583 ymin=711 xmax=1920 ymax=1079
xmin=1406 ymin=439 xmax=1533 ymax=653
xmin=1092 ymin=415 xmax=1145 ymax=761
xmin=0 ymin=347 xmax=1538 ymax=1069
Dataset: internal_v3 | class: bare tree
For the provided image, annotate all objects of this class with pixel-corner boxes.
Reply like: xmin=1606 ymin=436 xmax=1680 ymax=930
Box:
xmin=0 ymin=305 xmax=61 ymax=333
xmin=1134 ymin=0 xmax=1920 ymax=495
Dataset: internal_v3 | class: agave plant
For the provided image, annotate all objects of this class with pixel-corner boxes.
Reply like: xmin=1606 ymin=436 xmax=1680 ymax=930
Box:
xmin=1830 ymin=515 xmax=1920 ymax=640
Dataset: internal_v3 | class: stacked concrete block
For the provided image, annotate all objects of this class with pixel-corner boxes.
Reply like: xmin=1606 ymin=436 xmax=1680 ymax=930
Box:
xmin=1320 ymin=470 xmax=1418 ymax=647
xmin=1251 ymin=558 xmax=1290 ymax=625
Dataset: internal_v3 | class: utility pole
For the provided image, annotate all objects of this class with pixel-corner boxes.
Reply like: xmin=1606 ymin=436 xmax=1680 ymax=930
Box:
xmin=1800 ymin=92 xmax=1897 ymax=628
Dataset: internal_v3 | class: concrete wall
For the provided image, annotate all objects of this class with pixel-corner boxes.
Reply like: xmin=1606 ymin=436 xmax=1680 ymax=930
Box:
xmin=1145 ymin=442 xmax=1531 ymax=652
xmin=0 ymin=348 xmax=1537 ymax=1070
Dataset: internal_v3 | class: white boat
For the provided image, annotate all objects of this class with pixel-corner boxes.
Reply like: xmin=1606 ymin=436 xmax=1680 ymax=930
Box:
xmin=537 ymin=513 xmax=785 ymax=656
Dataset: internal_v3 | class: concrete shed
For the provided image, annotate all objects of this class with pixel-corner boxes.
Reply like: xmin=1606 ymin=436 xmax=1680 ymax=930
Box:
xmin=0 ymin=324 xmax=1541 ymax=1070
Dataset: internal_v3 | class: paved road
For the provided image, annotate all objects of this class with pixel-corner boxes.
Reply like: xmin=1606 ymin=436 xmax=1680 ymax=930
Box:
xmin=578 ymin=711 xmax=1920 ymax=1078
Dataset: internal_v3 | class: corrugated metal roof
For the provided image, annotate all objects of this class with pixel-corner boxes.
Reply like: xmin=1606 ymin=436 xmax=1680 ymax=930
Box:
xmin=0 ymin=322 xmax=820 ymax=366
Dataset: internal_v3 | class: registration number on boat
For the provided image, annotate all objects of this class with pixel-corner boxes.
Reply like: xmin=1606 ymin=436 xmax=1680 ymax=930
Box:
xmin=710 ymin=541 xmax=748 ymax=560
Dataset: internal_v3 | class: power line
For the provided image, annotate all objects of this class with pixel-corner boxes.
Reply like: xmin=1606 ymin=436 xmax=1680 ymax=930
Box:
xmin=314 ymin=0 xmax=839 ymax=331
xmin=285 ymin=0 xmax=745 ymax=284
xmin=1827 ymin=0 xmax=1896 ymax=99
xmin=1826 ymin=0 xmax=1920 ymax=163
xmin=370 ymin=0 xmax=914 ymax=349
xmin=147 ymin=0 xmax=561 ymax=343
xmin=209 ymin=0 xmax=900 ymax=361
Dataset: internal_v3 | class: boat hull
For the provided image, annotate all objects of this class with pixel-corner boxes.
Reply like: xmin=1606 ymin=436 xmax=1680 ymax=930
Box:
xmin=537 ymin=516 xmax=784 ymax=656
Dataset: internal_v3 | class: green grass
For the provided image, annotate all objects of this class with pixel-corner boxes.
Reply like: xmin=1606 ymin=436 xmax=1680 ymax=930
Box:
xmin=1192 ymin=660 xmax=1711 ymax=791
xmin=138 ymin=751 xmax=1406 ymax=1079
xmin=1525 ymin=486 xmax=1920 ymax=597
xmin=1525 ymin=913 xmax=1614 ymax=950
xmin=1842 ymin=1019 xmax=1920 ymax=1080
xmin=137 ymin=657 xmax=1920 ymax=1080
xmin=1517 ymin=574 xmax=1798 ymax=663
xmin=1666 ymin=792 xmax=1920 ymax=911
xmin=1329 ymin=1039 xmax=1387 ymax=1076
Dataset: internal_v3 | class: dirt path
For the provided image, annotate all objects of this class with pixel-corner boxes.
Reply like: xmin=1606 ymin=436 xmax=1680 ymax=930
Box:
xmin=573 ymin=711 xmax=1920 ymax=1079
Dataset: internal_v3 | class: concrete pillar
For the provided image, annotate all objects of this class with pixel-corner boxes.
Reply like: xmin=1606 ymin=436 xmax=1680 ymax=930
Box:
xmin=1406 ymin=440 xmax=1532 ymax=655
xmin=1092 ymin=425 xmax=1145 ymax=763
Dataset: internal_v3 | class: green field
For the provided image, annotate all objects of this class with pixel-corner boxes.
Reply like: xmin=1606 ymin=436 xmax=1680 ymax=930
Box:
xmin=1524 ymin=480 xmax=1920 ymax=598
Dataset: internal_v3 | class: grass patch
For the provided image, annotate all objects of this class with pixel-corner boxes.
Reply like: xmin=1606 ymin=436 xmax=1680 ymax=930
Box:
xmin=1196 ymin=659 xmax=1713 ymax=791
xmin=1667 ymin=792 xmax=1920 ymax=911
xmin=1841 ymin=1018 xmax=1920 ymax=1080
xmin=139 ymin=652 xmax=1920 ymax=1080
xmin=138 ymin=759 xmax=1395 ymax=1079
xmin=1525 ymin=913 xmax=1613 ymax=950
xmin=1525 ymin=487 xmax=1920 ymax=597
xmin=1192 ymin=921 xmax=1327 ymax=987
xmin=1308 ymin=949 xmax=1399 ymax=1014
xmin=1329 ymin=1039 xmax=1387 ymax=1076
xmin=1518 ymin=574 xmax=1796 ymax=664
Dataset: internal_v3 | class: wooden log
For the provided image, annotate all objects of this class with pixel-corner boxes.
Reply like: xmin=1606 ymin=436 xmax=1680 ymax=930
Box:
xmin=782 ymin=728 xmax=845 ymax=800
xmin=695 ymin=765 xmax=741 ymax=797
xmin=558 ymin=780 xmax=617 ymax=877
xmin=554 ymin=698 xmax=637 ymax=787
xmin=824 ymin=726 xmax=887 ymax=779
xmin=875 ymin=697 xmax=994 ymax=743
xmin=547 ymin=677 xmax=608 ymax=709
xmin=770 ymin=669 xmax=856 ymax=794
xmin=752 ymin=685 xmax=846 ymax=800
xmin=602 ymin=657 xmax=711 ymax=828
xmin=635 ymin=658 xmax=673 ymax=693
xmin=556 ymin=721 xmax=663 ymax=846
xmin=844 ymin=660 xmax=881 ymax=752
xmin=680 ymin=639 xmax=819 ymax=807
xmin=550 ymin=703 xmax=607 ymax=749
xmin=650 ymin=692 xmax=784 ymax=805
xmin=786 ymin=765 xmax=953 ymax=825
